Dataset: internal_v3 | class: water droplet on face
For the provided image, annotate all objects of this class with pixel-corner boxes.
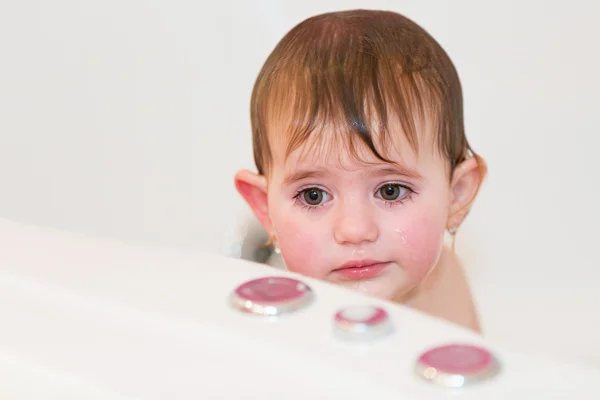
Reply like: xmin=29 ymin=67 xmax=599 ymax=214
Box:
xmin=393 ymin=228 xmax=408 ymax=245
xmin=355 ymin=280 xmax=375 ymax=293
xmin=352 ymin=248 xmax=365 ymax=258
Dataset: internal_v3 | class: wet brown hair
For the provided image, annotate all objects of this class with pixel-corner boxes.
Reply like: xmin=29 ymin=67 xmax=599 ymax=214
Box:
xmin=250 ymin=9 xmax=476 ymax=178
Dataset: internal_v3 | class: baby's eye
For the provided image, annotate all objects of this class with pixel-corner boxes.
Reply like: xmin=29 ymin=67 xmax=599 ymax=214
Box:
xmin=303 ymin=188 xmax=326 ymax=205
xmin=378 ymin=184 xmax=407 ymax=201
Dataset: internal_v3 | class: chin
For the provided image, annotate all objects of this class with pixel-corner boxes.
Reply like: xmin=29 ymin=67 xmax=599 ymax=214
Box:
xmin=333 ymin=279 xmax=402 ymax=301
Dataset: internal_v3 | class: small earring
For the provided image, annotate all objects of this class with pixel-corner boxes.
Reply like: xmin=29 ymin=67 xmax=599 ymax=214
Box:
xmin=448 ymin=226 xmax=458 ymax=236
xmin=270 ymin=233 xmax=281 ymax=254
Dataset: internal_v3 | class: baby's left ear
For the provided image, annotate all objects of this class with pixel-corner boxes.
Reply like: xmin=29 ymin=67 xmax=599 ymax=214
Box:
xmin=448 ymin=154 xmax=488 ymax=230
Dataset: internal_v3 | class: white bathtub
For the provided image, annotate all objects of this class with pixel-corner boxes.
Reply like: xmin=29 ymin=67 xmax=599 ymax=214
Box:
xmin=0 ymin=218 xmax=598 ymax=399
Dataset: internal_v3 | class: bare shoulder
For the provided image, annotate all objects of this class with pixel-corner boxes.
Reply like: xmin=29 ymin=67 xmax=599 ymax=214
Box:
xmin=440 ymin=247 xmax=481 ymax=332
xmin=405 ymin=246 xmax=481 ymax=333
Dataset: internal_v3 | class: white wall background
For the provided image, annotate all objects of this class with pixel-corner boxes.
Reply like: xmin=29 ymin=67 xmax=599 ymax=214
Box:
xmin=1 ymin=1 xmax=599 ymax=367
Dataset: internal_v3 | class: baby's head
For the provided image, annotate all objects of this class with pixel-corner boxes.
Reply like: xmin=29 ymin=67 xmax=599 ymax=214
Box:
xmin=235 ymin=10 xmax=486 ymax=301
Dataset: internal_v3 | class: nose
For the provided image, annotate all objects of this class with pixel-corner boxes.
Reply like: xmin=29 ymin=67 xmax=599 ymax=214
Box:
xmin=333 ymin=201 xmax=379 ymax=245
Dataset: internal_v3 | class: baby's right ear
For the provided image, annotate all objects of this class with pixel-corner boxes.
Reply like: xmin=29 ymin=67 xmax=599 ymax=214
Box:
xmin=234 ymin=170 xmax=272 ymax=232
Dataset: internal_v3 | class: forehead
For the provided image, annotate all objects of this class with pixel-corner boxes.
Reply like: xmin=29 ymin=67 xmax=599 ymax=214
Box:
xmin=267 ymin=112 xmax=442 ymax=174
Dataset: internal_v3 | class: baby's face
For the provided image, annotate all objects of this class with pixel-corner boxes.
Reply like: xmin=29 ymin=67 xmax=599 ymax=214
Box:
xmin=266 ymin=131 xmax=452 ymax=301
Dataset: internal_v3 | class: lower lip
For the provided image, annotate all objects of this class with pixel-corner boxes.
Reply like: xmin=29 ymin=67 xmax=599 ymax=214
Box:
xmin=333 ymin=263 xmax=389 ymax=280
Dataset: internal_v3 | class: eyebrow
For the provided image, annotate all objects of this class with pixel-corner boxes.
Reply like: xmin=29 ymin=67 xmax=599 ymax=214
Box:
xmin=371 ymin=165 xmax=422 ymax=180
xmin=282 ymin=164 xmax=422 ymax=186
xmin=282 ymin=169 xmax=329 ymax=186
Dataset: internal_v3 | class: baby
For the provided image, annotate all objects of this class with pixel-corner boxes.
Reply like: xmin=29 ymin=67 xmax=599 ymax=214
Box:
xmin=235 ymin=9 xmax=487 ymax=332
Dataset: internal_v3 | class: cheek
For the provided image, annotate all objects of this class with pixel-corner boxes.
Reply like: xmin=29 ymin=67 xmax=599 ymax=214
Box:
xmin=271 ymin=214 xmax=328 ymax=279
xmin=385 ymin=211 xmax=446 ymax=281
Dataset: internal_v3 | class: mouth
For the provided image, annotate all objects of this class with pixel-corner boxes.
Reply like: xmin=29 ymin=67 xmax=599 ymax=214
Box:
xmin=331 ymin=260 xmax=390 ymax=280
